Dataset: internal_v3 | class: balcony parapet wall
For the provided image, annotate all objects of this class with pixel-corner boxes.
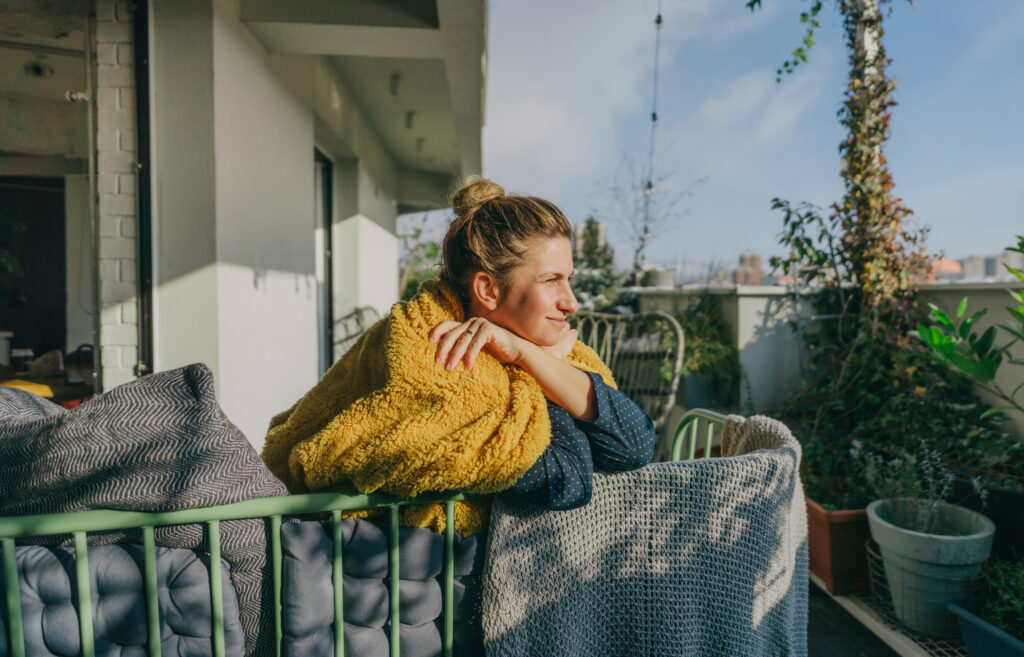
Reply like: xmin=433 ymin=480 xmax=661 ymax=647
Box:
xmin=634 ymin=282 xmax=1024 ymax=441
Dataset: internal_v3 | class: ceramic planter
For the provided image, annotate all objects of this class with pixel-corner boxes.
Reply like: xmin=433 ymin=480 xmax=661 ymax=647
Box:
xmin=948 ymin=601 xmax=1024 ymax=657
xmin=867 ymin=498 xmax=995 ymax=637
xmin=806 ymin=497 xmax=870 ymax=595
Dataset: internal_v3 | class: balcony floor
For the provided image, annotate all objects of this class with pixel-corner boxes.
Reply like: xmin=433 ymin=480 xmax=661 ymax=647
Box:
xmin=809 ymin=583 xmax=899 ymax=656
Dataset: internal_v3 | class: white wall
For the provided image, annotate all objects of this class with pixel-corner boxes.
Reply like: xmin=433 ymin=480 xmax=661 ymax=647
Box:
xmin=729 ymin=287 xmax=811 ymax=412
xmin=150 ymin=0 xmax=220 ymax=380
xmin=635 ymin=287 xmax=810 ymax=413
xmin=334 ymin=214 xmax=399 ymax=320
xmin=150 ymin=0 xmax=405 ymax=450
xmin=636 ymin=284 xmax=1024 ymax=441
xmin=212 ymin=0 xmax=320 ymax=445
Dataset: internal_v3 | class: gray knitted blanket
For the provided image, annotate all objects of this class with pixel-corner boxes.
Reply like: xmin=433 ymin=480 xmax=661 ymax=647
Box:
xmin=482 ymin=414 xmax=808 ymax=657
xmin=0 ymin=364 xmax=288 ymax=657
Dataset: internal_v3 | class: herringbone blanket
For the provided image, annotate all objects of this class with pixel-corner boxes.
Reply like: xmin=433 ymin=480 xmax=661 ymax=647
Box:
xmin=482 ymin=414 xmax=809 ymax=657
xmin=0 ymin=364 xmax=288 ymax=657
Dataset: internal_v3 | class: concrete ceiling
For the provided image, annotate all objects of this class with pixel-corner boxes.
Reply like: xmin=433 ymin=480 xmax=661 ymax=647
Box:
xmin=0 ymin=0 xmax=87 ymax=41
xmin=0 ymin=2 xmax=88 ymax=157
xmin=0 ymin=40 xmax=87 ymax=102
xmin=0 ymin=0 xmax=87 ymax=102
xmin=332 ymin=56 xmax=460 ymax=175
xmin=242 ymin=0 xmax=485 ymax=180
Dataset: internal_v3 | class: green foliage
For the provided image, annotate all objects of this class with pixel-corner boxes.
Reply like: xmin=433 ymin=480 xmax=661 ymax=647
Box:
xmin=401 ymin=263 xmax=439 ymax=301
xmin=398 ymin=214 xmax=441 ymax=301
xmin=980 ymin=558 xmax=1024 ymax=641
xmin=672 ymin=292 xmax=740 ymax=395
xmin=571 ymin=217 xmax=625 ymax=311
xmin=847 ymin=438 xmax=993 ymax=534
xmin=779 ymin=282 xmax=1024 ymax=507
xmin=913 ymin=235 xmax=1024 ymax=418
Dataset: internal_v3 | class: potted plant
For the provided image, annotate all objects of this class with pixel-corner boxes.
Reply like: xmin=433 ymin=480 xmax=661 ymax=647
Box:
xmin=861 ymin=440 xmax=996 ymax=637
xmin=804 ymin=492 xmax=872 ymax=595
xmin=948 ymin=558 xmax=1024 ymax=657
xmin=672 ymin=292 xmax=739 ymax=411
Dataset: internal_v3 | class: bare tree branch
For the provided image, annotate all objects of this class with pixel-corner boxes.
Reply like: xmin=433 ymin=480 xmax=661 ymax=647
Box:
xmin=589 ymin=152 xmax=706 ymax=284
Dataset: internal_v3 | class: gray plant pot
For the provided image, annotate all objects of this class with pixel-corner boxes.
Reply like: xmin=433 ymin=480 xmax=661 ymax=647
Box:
xmin=866 ymin=498 xmax=995 ymax=637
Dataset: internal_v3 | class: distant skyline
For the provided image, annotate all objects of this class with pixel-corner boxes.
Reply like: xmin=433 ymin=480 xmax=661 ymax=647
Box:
xmin=477 ymin=0 xmax=1024 ymax=272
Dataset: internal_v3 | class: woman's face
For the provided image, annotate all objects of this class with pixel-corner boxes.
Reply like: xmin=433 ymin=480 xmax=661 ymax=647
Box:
xmin=485 ymin=236 xmax=579 ymax=346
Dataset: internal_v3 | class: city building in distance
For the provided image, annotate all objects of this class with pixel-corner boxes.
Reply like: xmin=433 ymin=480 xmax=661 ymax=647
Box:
xmin=734 ymin=250 xmax=763 ymax=285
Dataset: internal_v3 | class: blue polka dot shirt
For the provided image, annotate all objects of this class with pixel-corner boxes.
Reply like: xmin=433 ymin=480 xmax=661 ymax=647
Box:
xmin=500 ymin=371 xmax=656 ymax=510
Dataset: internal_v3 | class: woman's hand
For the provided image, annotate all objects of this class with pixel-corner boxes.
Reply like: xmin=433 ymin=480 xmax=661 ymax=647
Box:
xmin=429 ymin=318 xmax=524 ymax=371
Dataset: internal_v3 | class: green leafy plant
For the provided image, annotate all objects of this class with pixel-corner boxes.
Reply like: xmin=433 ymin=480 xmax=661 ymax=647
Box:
xmin=398 ymin=213 xmax=441 ymax=301
xmin=913 ymin=235 xmax=1024 ymax=418
xmin=851 ymin=438 xmax=991 ymax=534
xmin=980 ymin=558 xmax=1024 ymax=640
xmin=672 ymin=292 xmax=739 ymax=391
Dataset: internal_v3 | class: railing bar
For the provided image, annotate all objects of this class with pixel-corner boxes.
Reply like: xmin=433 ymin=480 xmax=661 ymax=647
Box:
xmin=389 ymin=505 xmax=400 ymax=657
xmin=271 ymin=515 xmax=283 ymax=657
xmin=671 ymin=411 xmax=727 ymax=461
xmin=687 ymin=419 xmax=698 ymax=461
xmin=443 ymin=501 xmax=455 ymax=657
xmin=73 ymin=531 xmax=95 ymax=657
xmin=2 ymin=537 xmax=25 ymax=657
xmin=704 ymin=423 xmax=715 ymax=459
xmin=670 ymin=421 xmax=686 ymax=461
xmin=142 ymin=526 xmax=162 ymax=657
xmin=0 ymin=491 xmax=484 ymax=540
xmin=332 ymin=510 xmax=345 ymax=657
xmin=208 ymin=521 xmax=225 ymax=657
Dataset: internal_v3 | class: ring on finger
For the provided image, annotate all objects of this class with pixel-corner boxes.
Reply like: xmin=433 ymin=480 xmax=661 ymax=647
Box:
xmin=465 ymin=329 xmax=475 ymax=336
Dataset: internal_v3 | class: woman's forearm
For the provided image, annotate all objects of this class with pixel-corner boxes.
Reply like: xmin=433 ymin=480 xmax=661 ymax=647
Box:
xmin=515 ymin=341 xmax=597 ymax=421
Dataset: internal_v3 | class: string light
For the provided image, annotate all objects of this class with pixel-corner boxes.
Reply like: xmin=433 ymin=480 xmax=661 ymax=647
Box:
xmin=638 ymin=0 xmax=664 ymax=273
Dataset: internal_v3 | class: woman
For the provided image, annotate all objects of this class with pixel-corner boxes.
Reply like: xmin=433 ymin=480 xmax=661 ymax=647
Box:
xmin=262 ymin=178 xmax=654 ymax=534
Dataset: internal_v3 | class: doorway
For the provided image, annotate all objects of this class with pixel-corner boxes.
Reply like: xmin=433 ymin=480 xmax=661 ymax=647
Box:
xmin=0 ymin=4 xmax=95 ymax=388
xmin=314 ymin=149 xmax=334 ymax=376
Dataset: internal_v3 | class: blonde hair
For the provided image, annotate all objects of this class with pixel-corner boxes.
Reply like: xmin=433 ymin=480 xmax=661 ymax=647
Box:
xmin=440 ymin=177 xmax=572 ymax=306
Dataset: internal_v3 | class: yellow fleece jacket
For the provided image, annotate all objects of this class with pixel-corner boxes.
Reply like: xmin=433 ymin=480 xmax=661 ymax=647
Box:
xmin=261 ymin=280 xmax=614 ymax=535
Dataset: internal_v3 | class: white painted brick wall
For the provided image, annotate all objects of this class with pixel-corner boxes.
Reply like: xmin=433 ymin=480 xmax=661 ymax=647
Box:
xmin=95 ymin=0 xmax=139 ymax=390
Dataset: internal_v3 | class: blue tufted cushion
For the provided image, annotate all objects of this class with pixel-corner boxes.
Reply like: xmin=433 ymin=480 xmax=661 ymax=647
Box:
xmin=281 ymin=519 xmax=485 ymax=657
xmin=0 ymin=545 xmax=244 ymax=657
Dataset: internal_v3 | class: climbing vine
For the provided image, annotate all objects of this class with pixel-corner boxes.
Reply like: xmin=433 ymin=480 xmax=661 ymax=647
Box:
xmin=752 ymin=0 xmax=1022 ymax=503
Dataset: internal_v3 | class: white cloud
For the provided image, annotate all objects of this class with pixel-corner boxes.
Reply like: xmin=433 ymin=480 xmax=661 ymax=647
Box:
xmin=696 ymin=71 xmax=774 ymax=126
xmin=753 ymin=67 xmax=824 ymax=144
xmin=483 ymin=0 xmax=696 ymax=199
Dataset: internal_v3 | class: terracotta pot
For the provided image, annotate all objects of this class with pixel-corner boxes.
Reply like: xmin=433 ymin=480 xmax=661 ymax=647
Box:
xmin=806 ymin=496 xmax=870 ymax=595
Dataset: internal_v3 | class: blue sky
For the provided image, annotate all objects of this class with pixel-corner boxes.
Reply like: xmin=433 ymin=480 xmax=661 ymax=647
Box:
xmin=477 ymin=0 xmax=1024 ymax=273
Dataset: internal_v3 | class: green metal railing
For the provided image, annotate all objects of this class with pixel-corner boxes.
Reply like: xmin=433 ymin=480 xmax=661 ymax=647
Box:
xmin=0 ymin=490 xmax=480 ymax=657
xmin=670 ymin=408 xmax=726 ymax=461
xmin=0 ymin=412 xmax=726 ymax=657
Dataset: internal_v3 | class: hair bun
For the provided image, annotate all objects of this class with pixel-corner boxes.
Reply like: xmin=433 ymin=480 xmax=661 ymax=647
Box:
xmin=451 ymin=176 xmax=504 ymax=217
